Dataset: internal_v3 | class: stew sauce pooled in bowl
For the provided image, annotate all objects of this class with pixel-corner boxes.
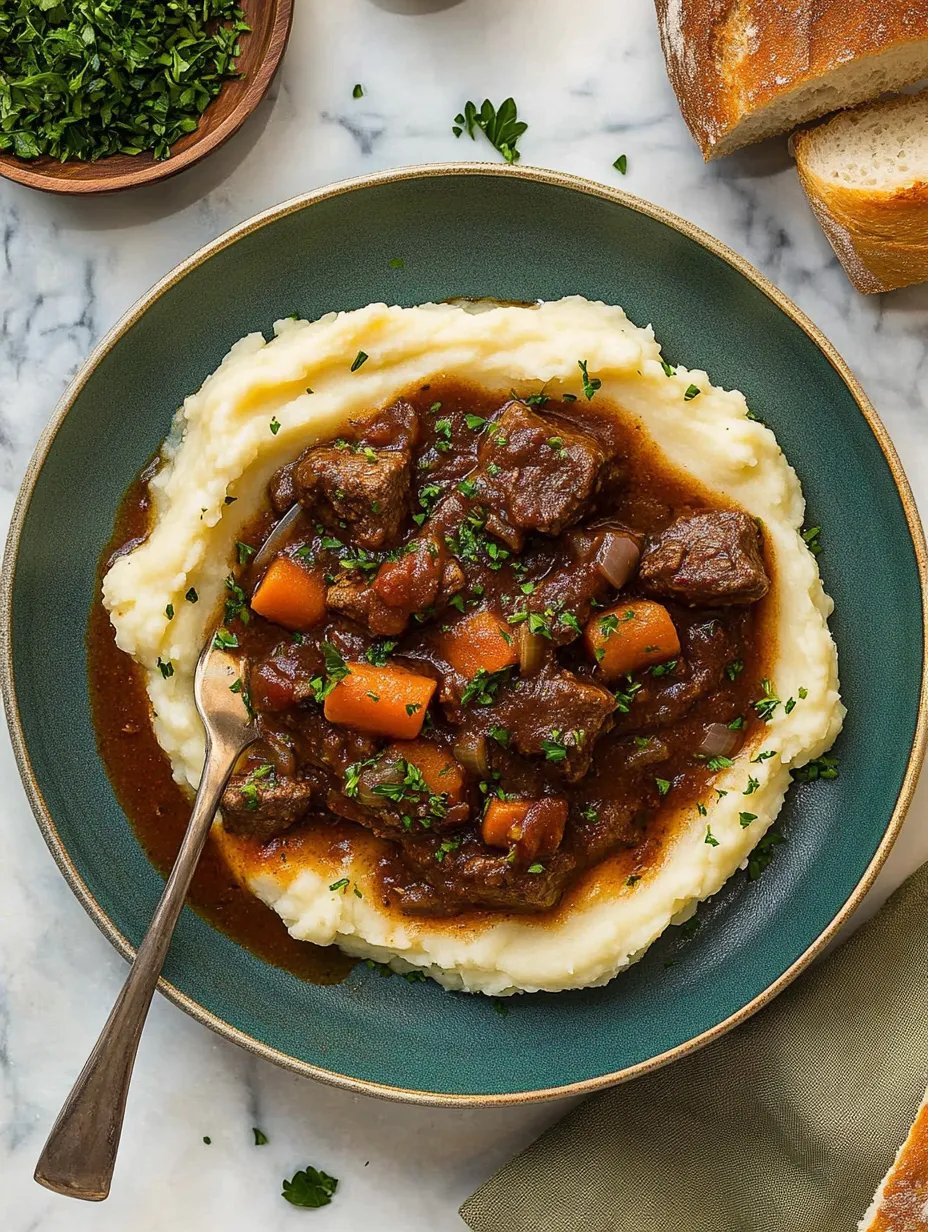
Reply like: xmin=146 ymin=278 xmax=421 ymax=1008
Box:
xmin=99 ymin=298 xmax=843 ymax=995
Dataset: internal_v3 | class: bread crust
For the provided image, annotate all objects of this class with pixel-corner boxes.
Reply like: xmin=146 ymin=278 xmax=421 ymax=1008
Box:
xmin=793 ymin=117 xmax=928 ymax=293
xmin=655 ymin=0 xmax=928 ymax=160
xmin=859 ymin=1087 xmax=928 ymax=1231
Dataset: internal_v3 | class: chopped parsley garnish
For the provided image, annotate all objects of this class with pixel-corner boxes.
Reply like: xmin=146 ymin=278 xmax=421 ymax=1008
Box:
xmin=526 ymin=612 xmax=553 ymax=639
xmin=493 ymin=999 xmax=510 ymax=1017
xmin=434 ymin=419 xmax=453 ymax=451
xmin=744 ymin=776 xmax=759 ymax=795
xmin=203 ymin=1137 xmax=211 ymax=1145
xmin=236 ymin=541 xmax=255 ymax=565
xmin=527 ymin=863 xmax=545 ymax=874
xmin=660 ymin=359 xmax=675 ymax=377
xmin=704 ymin=825 xmax=719 ymax=846
xmin=546 ymin=435 xmax=564 ymax=452
xmin=792 ymin=755 xmax=839 ymax=783
xmin=684 ymin=384 xmax=701 ymax=401
xmin=751 ymin=749 xmax=776 ymax=763
xmin=282 ymin=1166 xmax=339 ymax=1210
xmin=753 ymin=679 xmax=781 ymax=722
xmin=0 ymin=0 xmax=251 ymax=164
xmin=224 ymin=495 xmax=237 ymax=505
xmin=185 ymin=587 xmax=198 ymax=603
xmin=458 ymin=478 xmax=479 ymax=498
xmin=696 ymin=802 xmax=707 ymax=816
xmin=366 ymin=691 xmax=380 ymax=703
xmin=269 ymin=417 xmax=281 ymax=435
xmin=489 ymin=725 xmax=510 ymax=747
xmin=748 ymin=829 xmax=784 ymax=880
xmin=212 ymin=628 xmax=238 ymax=650
xmin=599 ymin=613 xmax=620 ymax=637
xmin=784 ymin=697 xmax=797 ymax=714
xmin=655 ymin=777 xmax=671 ymax=796
xmin=405 ymin=702 xmax=422 ymax=716
xmin=559 ymin=611 xmax=582 ymax=635
xmin=802 ymin=526 xmax=822 ymax=555
xmin=223 ymin=574 xmax=249 ymax=625
xmin=728 ymin=716 xmax=745 ymax=730
xmin=453 ymin=97 xmax=527 ymax=163
xmin=461 ymin=667 xmax=511 ymax=707
xmin=705 ymin=755 xmax=733 ymax=771
xmin=343 ymin=757 xmax=377 ymax=798
xmin=253 ymin=1128 xmax=268 ymax=1146
xmin=799 ymin=687 xmax=809 ymax=699
xmin=578 ymin=359 xmax=602 ymax=401
xmin=350 ymin=350 xmax=369 ymax=372
xmin=725 ymin=659 xmax=744 ymax=681
xmin=739 ymin=812 xmax=757 ymax=828
xmin=329 ymin=878 xmax=350 ymax=892
xmin=389 ymin=257 xmax=405 ymax=269
xmin=613 ymin=676 xmax=642 ymax=713
xmin=465 ymin=413 xmax=487 ymax=431
xmin=626 ymin=873 xmax=641 ymax=886
xmin=614 ymin=154 xmax=628 ymax=174
xmin=157 ymin=657 xmax=174 ymax=679
xmin=366 ymin=639 xmax=397 ymax=667
xmin=310 ymin=643 xmax=350 ymax=703
xmin=352 ymin=83 xmax=364 ymax=98
xmin=541 ymin=732 xmax=568 ymax=762
xmin=435 ymin=836 xmax=462 ymax=863
xmin=581 ymin=806 xmax=599 ymax=822
xmin=648 ymin=659 xmax=677 ymax=677
xmin=165 ymin=603 xmax=174 ymax=620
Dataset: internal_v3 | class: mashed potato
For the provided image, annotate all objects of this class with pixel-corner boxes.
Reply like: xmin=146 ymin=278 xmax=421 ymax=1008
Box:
xmin=103 ymin=298 xmax=843 ymax=995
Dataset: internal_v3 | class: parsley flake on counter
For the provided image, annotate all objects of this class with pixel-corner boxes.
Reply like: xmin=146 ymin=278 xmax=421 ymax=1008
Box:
xmin=578 ymin=359 xmax=602 ymax=401
xmin=282 ymin=1166 xmax=339 ymax=1210
xmin=203 ymin=1136 xmax=211 ymax=1145
xmin=351 ymin=350 xmax=369 ymax=372
xmin=253 ymin=1127 xmax=268 ymax=1146
xmin=453 ymin=97 xmax=527 ymax=163
xmin=614 ymin=154 xmax=628 ymax=175
xmin=0 ymin=0 xmax=250 ymax=163
xmin=352 ymin=83 xmax=364 ymax=98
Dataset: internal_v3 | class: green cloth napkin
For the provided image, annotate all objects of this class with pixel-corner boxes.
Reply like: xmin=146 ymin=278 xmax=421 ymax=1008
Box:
xmin=461 ymin=861 xmax=928 ymax=1232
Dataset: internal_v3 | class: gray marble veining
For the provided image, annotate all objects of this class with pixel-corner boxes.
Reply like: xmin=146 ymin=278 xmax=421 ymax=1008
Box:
xmin=2 ymin=1 xmax=927 ymax=1227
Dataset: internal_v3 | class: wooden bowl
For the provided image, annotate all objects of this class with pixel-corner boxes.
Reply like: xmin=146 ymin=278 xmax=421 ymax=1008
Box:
xmin=0 ymin=0 xmax=293 ymax=195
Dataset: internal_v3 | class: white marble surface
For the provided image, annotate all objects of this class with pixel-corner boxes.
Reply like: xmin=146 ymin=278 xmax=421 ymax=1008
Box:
xmin=2 ymin=0 xmax=928 ymax=1227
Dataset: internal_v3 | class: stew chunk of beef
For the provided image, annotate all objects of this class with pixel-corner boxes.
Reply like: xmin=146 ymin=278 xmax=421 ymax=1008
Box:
xmin=638 ymin=511 xmax=769 ymax=606
xmin=495 ymin=664 xmax=616 ymax=782
xmin=221 ymin=774 xmax=315 ymax=840
xmin=292 ymin=443 xmax=412 ymax=549
xmin=475 ymin=402 xmax=613 ymax=549
xmin=327 ymin=537 xmax=465 ymax=635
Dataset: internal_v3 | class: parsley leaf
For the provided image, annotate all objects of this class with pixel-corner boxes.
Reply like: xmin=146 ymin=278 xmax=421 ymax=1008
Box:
xmin=282 ymin=1166 xmax=339 ymax=1209
xmin=578 ymin=359 xmax=602 ymax=401
xmin=792 ymin=755 xmax=839 ymax=783
xmin=453 ymin=97 xmax=527 ymax=163
xmin=461 ymin=667 xmax=511 ymax=707
xmin=614 ymin=153 xmax=628 ymax=174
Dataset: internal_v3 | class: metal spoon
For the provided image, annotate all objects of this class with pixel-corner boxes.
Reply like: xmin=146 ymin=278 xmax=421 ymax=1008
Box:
xmin=34 ymin=641 xmax=256 ymax=1201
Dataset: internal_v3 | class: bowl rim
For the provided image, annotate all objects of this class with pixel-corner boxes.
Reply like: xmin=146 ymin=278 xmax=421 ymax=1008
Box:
xmin=0 ymin=0 xmax=294 ymax=196
xmin=2 ymin=162 xmax=926 ymax=1106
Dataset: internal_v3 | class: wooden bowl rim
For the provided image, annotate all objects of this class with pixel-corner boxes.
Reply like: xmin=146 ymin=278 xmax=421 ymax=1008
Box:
xmin=0 ymin=0 xmax=293 ymax=196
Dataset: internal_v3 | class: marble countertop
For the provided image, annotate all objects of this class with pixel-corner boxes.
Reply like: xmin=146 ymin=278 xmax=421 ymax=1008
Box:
xmin=3 ymin=1 xmax=928 ymax=1228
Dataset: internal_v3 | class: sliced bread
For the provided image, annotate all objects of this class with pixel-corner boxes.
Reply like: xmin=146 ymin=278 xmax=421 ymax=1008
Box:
xmin=793 ymin=91 xmax=928 ymax=293
xmin=655 ymin=0 xmax=928 ymax=160
xmin=859 ymin=1081 xmax=928 ymax=1231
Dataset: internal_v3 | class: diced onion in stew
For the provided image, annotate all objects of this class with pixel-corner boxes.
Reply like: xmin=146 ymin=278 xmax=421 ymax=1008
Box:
xmin=518 ymin=626 xmax=547 ymax=676
xmin=593 ymin=532 xmax=640 ymax=589
xmin=697 ymin=723 xmax=741 ymax=760
xmin=453 ymin=730 xmax=490 ymax=778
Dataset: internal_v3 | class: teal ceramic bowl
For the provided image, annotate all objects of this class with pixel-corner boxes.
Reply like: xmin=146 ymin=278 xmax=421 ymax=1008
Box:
xmin=3 ymin=165 xmax=926 ymax=1104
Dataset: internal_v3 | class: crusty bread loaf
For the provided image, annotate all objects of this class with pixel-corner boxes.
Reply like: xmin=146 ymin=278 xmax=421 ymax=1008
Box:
xmin=654 ymin=0 xmax=928 ymax=160
xmin=792 ymin=91 xmax=928 ymax=293
xmin=859 ymin=1082 xmax=928 ymax=1231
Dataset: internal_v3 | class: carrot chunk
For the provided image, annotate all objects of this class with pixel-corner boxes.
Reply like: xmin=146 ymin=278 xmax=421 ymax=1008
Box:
xmin=584 ymin=600 xmax=680 ymax=680
xmin=251 ymin=556 xmax=327 ymax=631
xmin=437 ymin=610 xmax=519 ymax=678
xmin=385 ymin=739 xmax=466 ymax=804
xmin=482 ymin=799 xmax=532 ymax=848
xmin=324 ymin=663 xmax=436 ymax=739
xmin=481 ymin=797 xmax=568 ymax=860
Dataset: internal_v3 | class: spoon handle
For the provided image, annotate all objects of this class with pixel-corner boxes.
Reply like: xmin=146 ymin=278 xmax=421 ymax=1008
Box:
xmin=34 ymin=729 xmax=240 ymax=1201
